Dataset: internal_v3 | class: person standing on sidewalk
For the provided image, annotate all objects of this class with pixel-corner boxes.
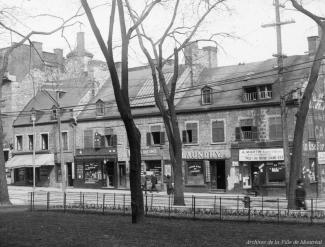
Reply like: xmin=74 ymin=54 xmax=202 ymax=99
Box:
xmin=150 ymin=174 xmax=158 ymax=192
xmin=295 ymin=178 xmax=307 ymax=210
xmin=166 ymin=175 xmax=173 ymax=195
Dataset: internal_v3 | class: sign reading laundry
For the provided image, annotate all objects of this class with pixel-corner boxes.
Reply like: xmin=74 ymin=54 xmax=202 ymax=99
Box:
xmin=183 ymin=150 xmax=228 ymax=159
xmin=239 ymin=149 xmax=284 ymax=161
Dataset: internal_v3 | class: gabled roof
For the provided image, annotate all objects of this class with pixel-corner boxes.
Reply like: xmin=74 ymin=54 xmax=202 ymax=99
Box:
xmin=13 ymin=77 xmax=92 ymax=126
xmin=176 ymin=55 xmax=312 ymax=111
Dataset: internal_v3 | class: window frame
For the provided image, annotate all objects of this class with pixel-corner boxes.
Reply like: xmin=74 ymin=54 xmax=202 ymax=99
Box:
xmin=148 ymin=124 xmax=164 ymax=146
xmin=40 ymin=132 xmax=49 ymax=150
xmin=96 ymin=100 xmax=105 ymax=116
xmin=61 ymin=131 xmax=69 ymax=151
xmin=268 ymin=115 xmax=283 ymax=140
xmin=15 ymin=134 xmax=23 ymax=151
xmin=210 ymin=119 xmax=226 ymax=144
xmin=28 ymin=134 xmax=34 ymax=151
xmin=201 ymin=86 xmax=213 ymax=105
xmin=183 ymin=121 xmax=199 ymax=145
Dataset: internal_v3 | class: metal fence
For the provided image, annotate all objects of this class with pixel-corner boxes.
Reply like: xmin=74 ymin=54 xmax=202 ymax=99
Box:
xmin=27 ymin=191 xmax=325 ymax=224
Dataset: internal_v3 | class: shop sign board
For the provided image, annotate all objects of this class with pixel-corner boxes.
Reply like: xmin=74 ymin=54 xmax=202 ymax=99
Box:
xmin=141 ymin=148 xmax=160 ymax=156
xmin=318 ymin=152 xmax=325 ymax=164
xmin=182 ymin=150 xmax=229 ymax=160
xmin=239 ymin=148 xmax=283 ymax=161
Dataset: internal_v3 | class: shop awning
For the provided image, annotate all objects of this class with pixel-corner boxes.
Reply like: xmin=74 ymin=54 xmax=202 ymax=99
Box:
xmin=5 ymin=154 xmax=55 ymax=169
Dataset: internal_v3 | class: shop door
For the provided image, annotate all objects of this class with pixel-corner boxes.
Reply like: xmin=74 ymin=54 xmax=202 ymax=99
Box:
xmin=67 ymin=163 xmax=73 ymax=186
xmin=210 ymin=160 xmax=226 ymax=190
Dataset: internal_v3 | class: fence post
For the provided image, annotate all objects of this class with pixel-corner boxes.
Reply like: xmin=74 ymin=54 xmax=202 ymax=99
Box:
xmin=32 ymin=191 xmax=35 ymax=211
xmin=261 ymin=196 xmax=264 ymax=215
xmin=168 ymin=195 xmax=171 ymax=217
xmin=193 ymin=196 xmax=196 ymax=219
xmin=30 ymin=192 xmax=33 ymax=211
xmin=97 ymin=192 xmax=99 ymax=209
xmin=150 ymin=193 xmax=153 ymax=211
xmin=47 ymin=192 xmax=50 ymax=211
xmin=80 ymin=192 xmax=82 ymax=209
xmin=248 ymin=197 xmax=251 ymax=222
xmin=219 ymin=197 xmax=222 ymax=221
xmin=277 ymin=198 xmax=280 ymax=224
xmin=213 ymin=196 xmax=216 ymax=215
xmin=145 ymin=194 xmax=148 ymax=216
xmin=114 ymin=193 xmax=116 ymax=209
xmin=102 ymin=194 xmax=105 ymax=215
xmin=123 ymin=194 xmax=126 ymax=215
xmin=311 ymin=198 xmax=314 ymax=224
xmin=82 ymin=193 xmax=85 ymax=213
xmin=63 ymin=192 xmax=66 ymax=213
xmin=237 ymin=196 xmax=239 ymax=216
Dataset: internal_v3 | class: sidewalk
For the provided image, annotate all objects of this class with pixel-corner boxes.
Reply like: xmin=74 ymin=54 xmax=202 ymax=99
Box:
xmin=8 ymin=185 xmax=282 ymax=199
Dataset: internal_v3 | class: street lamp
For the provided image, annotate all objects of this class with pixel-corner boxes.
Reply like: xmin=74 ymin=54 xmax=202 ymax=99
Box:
xmin=30 ymin=109 xmax=36 ymax=191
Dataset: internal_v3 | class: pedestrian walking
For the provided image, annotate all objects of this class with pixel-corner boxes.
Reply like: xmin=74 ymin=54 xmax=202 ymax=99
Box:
xmin=295 ymin=178 xmax=307 ymax=210
xmin=150 ymin=174 xmax=158 ymax=192
xmin=166 ymin=175 xmax=173 ymax=195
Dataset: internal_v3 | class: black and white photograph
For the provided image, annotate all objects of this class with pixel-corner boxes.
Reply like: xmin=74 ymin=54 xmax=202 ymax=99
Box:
xmin=0 ymin=0 xmax=325 ymax=246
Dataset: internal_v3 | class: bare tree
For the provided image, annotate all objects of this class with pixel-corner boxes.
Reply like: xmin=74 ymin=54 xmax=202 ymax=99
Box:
xmin=0 ymin=7 xmax=82 ymax=205
xmin=81 ymin=0 xmax=161 ymax=223
xmin=288 ymin=0 xmax=325 ymax=208
xmin=127 ymin=0 xmax=227 ymax=205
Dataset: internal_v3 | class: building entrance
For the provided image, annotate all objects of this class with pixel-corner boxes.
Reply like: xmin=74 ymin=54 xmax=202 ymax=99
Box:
xmin=210 ymin=160 xmax=226 ymax=190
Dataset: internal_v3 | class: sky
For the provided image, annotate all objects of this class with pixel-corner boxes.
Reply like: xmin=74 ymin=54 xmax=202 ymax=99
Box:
xmin=1 ymin=0 xmax=325 ymax=67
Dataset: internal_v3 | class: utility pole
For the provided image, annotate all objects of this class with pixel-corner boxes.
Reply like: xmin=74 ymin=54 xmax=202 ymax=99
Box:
xmin=262 ymin=0 xmax=295 ymax=199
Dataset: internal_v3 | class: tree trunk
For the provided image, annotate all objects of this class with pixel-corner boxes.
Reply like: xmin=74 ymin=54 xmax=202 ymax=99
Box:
xmin=171 ymin=145 xmax=185 ymax=205
xmin=123 ymin=117 xmax=144 ymax=223
xmin=288 ymin=27 xmax=325 ymax=209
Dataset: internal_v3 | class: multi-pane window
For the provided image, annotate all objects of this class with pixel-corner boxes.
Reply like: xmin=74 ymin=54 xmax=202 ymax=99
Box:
xmin=269 ymin=116 xmax=282 ymax=140
xmin=16 ymin=135 xmax=23 ymax=151
xmin=235 ymin=119 xmax=257 ymax=141
xmin=182 ymin=122 xmax=198 ymax=144
xmin=28 ymin=135 xmax=34 ymax=151
xmin=212 ymin=120 xmax=225 ymax=143
xmin=201 ymin=87 xmax=213 ymax=105
xmin=147 ymin=125 xmax=165 ymax=146
xmin=96 ymin=100 xmax=105 ymax=116
xmin=104 ymin=128 xmax=117 ymax=147
xmin=41 ymin=133 xmax=49 ymax=150
xmin=62 ymin=132 xmax=68 ymax=150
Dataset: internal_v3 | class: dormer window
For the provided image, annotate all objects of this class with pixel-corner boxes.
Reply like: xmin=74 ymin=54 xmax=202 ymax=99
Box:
xmin=243 ymin=84 xmax=272 ymax=102
xmin=201 ymin=86 xmax=213 ymax=105
xmin=96 ymin=99 xmax=105 ymax=116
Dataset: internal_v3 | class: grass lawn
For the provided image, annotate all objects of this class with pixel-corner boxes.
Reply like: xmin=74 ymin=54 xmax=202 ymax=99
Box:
xmin=0 ymin=208 xmax=324 ymax=247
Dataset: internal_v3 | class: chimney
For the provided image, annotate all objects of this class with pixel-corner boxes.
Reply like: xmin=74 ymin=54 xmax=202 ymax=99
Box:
xmin=77 ymin=32 xmax=85 ymax=54
xmin=31 ymin=41 xmax=43 ymax=66
xmin=184 ymin=42 xmax=199 ymax=66
xmin=54 ymin=48 xmax=64 ymax=70
xmin=307 ymin=36 xmax=320 ymax=55
xmin=202 ymin=46 xmax=218 ymax=68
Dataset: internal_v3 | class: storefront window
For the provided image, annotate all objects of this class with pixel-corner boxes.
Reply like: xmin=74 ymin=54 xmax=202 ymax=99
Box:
xmin=56 ymin=164 xmax=62 ymax=182
xmin=76 ymin=164 xmax=84 ymax=179
xmin=146 ymin=160 xmax=162 ymax=183
xmin=84 ymin=162 xmax=103 ymax=184
xmin=266 ymin=162 xmax=285 ymax=183
xmin=186 ymin=161 xmax=204 ymax=185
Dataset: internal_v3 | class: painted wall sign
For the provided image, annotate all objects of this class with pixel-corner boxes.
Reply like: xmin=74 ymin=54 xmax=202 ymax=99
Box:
xmin=141 ymin=148 xmax=160 ymax=156
xmin=182 ymin=150 xmax=228 ymax=160
xmin=318 ymin=152 xmax=325 ymax=165
xmin=239 ymin=148 xmax=284 ymax=161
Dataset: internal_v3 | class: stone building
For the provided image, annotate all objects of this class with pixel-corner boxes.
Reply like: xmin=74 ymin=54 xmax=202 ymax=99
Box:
xmin=6 ymin=33 xmax=325 ymax=197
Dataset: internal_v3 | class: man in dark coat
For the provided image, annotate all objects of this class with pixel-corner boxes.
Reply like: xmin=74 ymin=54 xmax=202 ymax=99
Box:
xmin=150 ymin=174 xmax=158 ymax=192
xmin=295 ymin=179 xmax=307 ymax=210
xmin=166 ymin=175 xmax=173 ymax=195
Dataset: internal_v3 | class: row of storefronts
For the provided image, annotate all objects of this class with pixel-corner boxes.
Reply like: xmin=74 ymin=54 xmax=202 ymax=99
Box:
xmin=6 ymin=145 xmax=325 ymax=196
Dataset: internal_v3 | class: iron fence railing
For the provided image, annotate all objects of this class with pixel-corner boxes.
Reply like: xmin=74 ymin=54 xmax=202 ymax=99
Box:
xmin=24 ymin=191 xmax=325 ymax=224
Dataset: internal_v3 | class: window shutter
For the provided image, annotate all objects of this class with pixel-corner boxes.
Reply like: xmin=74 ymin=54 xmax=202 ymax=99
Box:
xmin=100 ymin=135 xmax=106 ymax=147
xmin=146 ymin=132 xmax=151 ymax=146
xmin=235 ymin=127 xmax=241 ymax=141
xmin=192 ymin=123 xmax=198 ymax=143
xmin=84 ymin=129 xmax=93 ymax=148
xmin=182 ymin=130 xmax=187 ymax=143
xmin=251 ymin=126 xmax=258 ymax=140
xmin=160 ymin=132 xmax=165 ymax=145
xmin=112 ymin=135 xmax=118 ymax=147
xmin=212 ymin=120 xmax=224 ymax=142
xmin=94 ymin=132 xmax=101 ymax=148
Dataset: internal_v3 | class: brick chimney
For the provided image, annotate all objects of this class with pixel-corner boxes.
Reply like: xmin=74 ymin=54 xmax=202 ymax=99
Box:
xmin=202 ymin=46 xmax=218 ymax=68
xmin=54 ymin=48 xmax=64 ymax=70
xmin=31 ymin=41 xmax=43 ymax=67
